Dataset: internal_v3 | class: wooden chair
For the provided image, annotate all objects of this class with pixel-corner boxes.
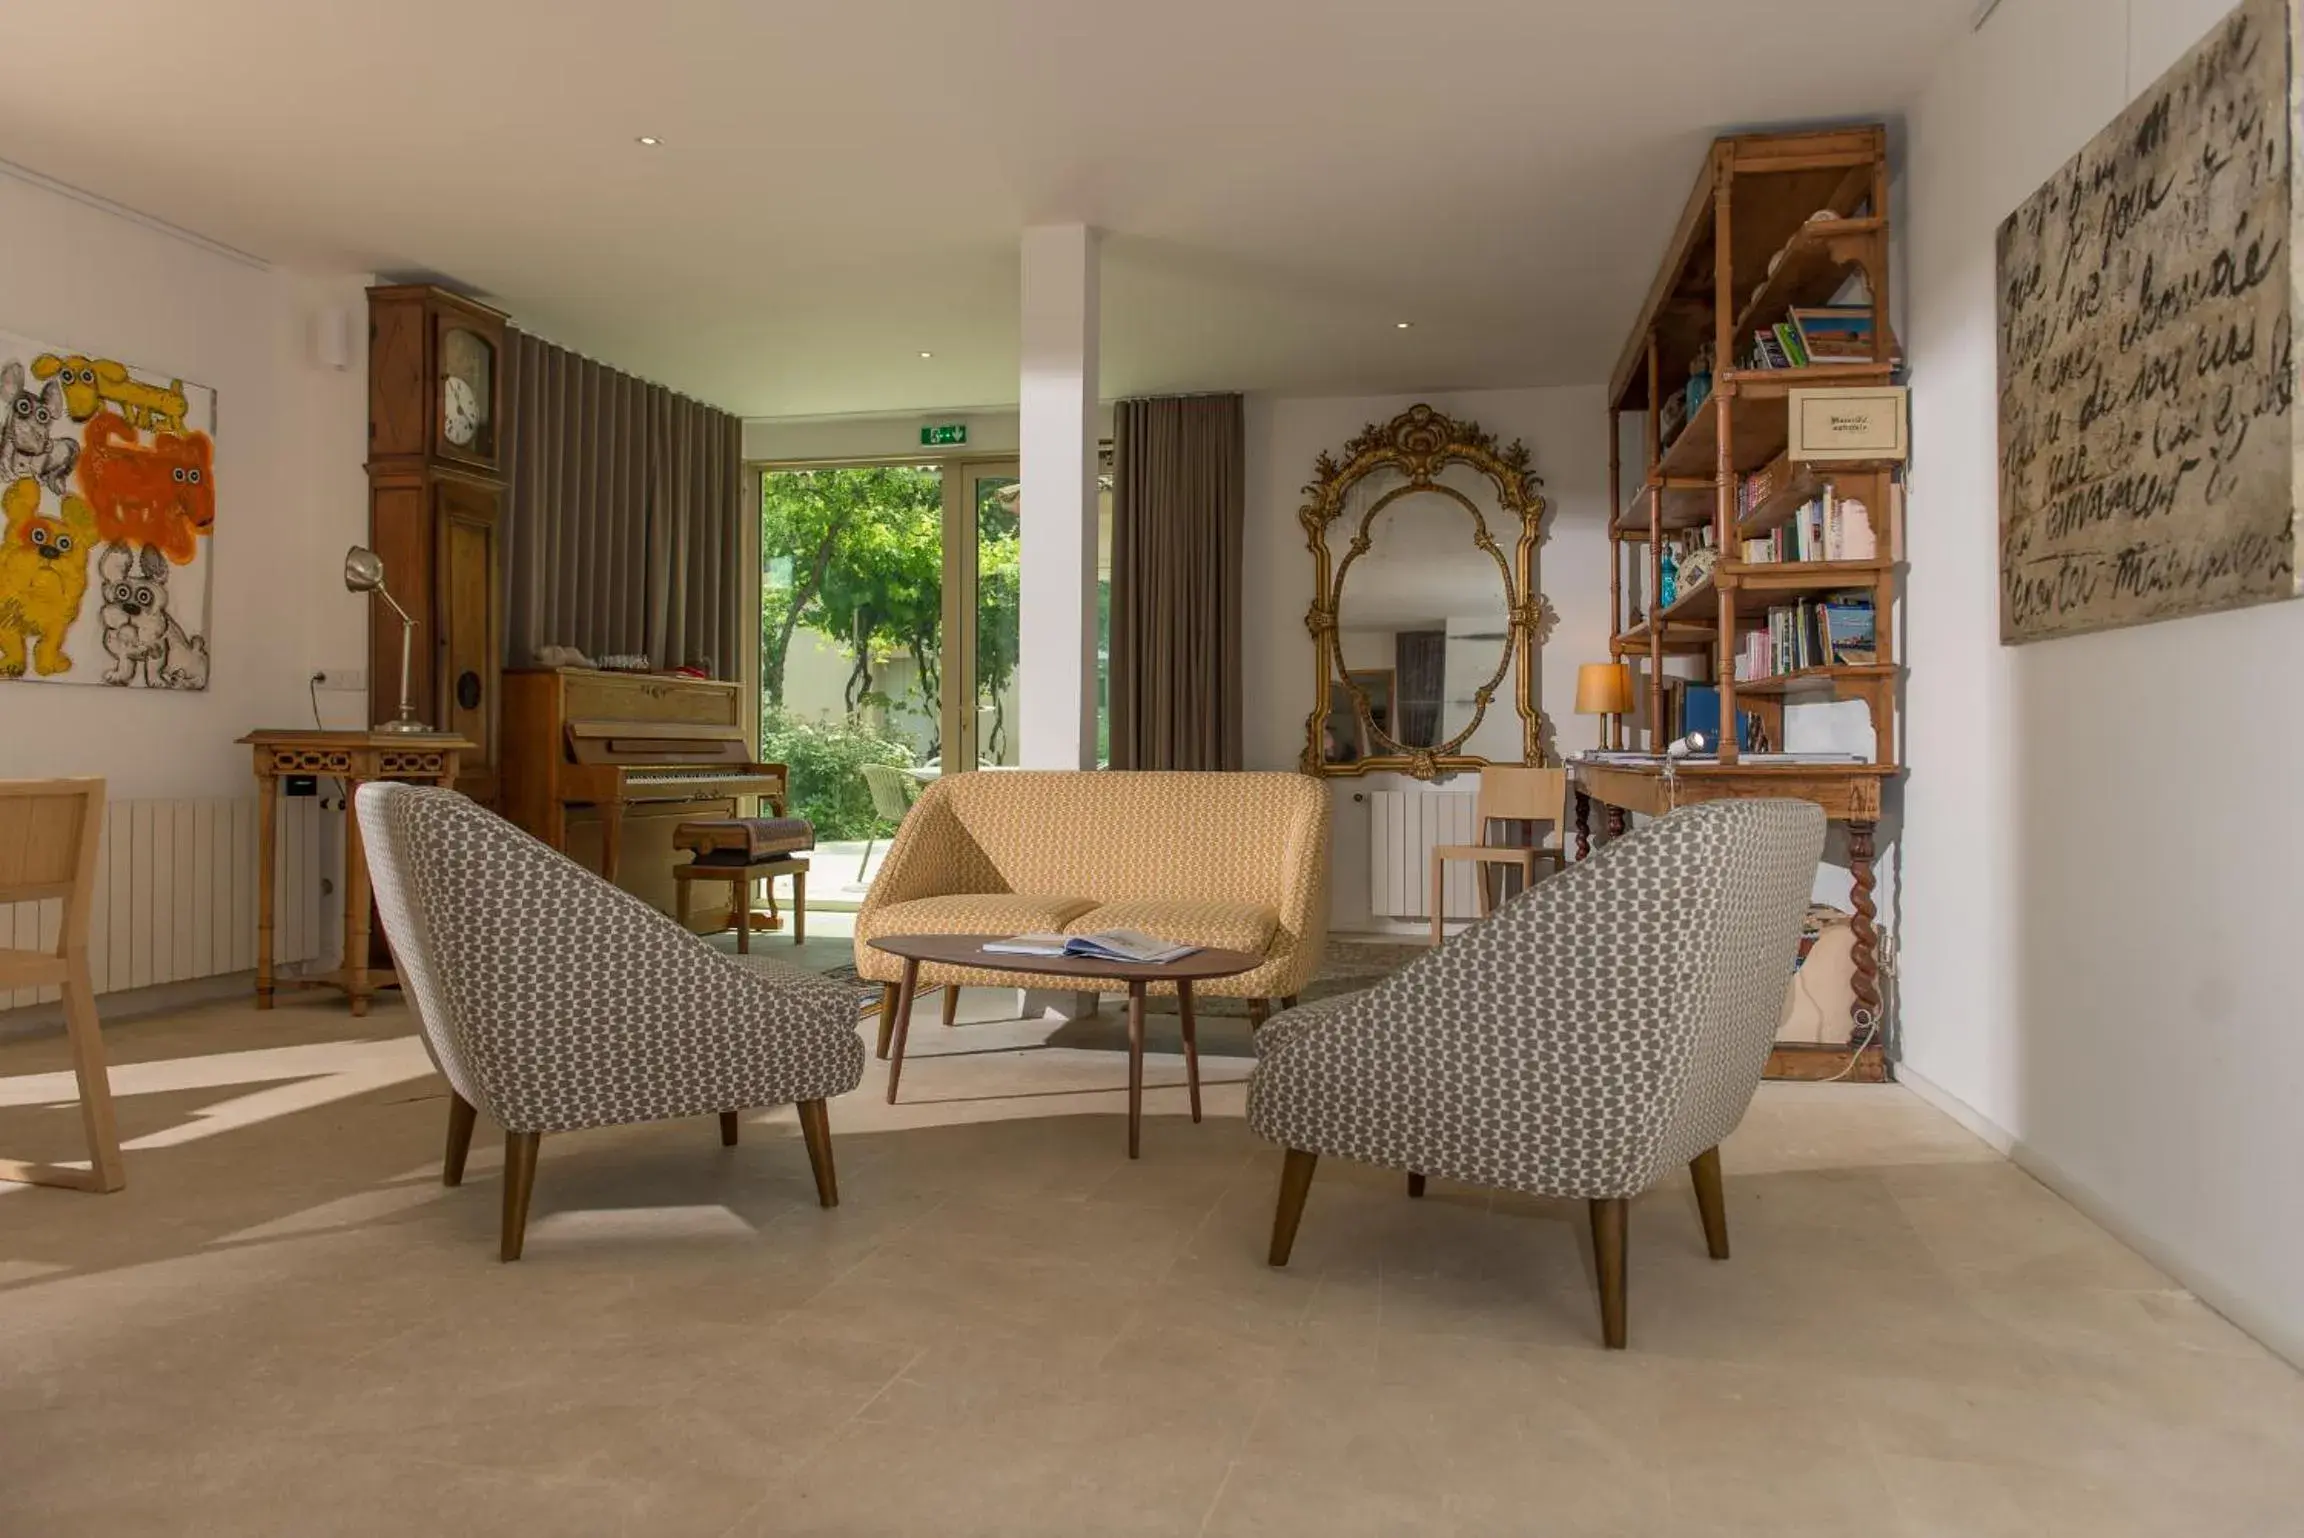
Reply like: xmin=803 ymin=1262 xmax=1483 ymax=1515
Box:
xmin=0 ymin=778 xmax=125 ymax=1193
xmin=1428 ymin=766 xmax=1570 ymax=946
xmin=857 ymin=763 xmax=921 ymax=883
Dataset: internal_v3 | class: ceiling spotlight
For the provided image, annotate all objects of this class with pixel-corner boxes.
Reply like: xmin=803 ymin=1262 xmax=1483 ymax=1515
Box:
xmin=919 ymin=350 xmax=934 ymax=359
xmin=1395 ymin=321 xmax=1413 ymax=330
xmin=635 ymin=135 xmax=662 ymax=147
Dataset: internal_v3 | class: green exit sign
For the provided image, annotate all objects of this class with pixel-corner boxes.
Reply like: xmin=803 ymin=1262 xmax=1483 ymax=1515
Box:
xmin=921 ymin=423 xmax=968 ymax=446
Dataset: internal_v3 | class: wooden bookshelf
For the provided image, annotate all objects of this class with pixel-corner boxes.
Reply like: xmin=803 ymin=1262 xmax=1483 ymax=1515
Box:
xmin=1587 ymin=125 xmax=1904 ymax=1084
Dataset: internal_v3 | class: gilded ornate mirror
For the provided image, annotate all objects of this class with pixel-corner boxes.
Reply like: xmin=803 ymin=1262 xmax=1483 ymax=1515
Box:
xmin=1300 ymin=405 xmax=1550 ymax=779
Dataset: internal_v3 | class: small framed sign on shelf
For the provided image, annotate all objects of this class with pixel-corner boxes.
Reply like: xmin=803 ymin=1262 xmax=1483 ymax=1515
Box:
xmin=1786 ymin=385 xmax=1907 ymax=463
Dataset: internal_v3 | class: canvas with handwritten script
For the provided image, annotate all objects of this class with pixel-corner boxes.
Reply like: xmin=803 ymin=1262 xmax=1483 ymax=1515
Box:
xmin=1996 ymin=0 xmax=2302 ymax=644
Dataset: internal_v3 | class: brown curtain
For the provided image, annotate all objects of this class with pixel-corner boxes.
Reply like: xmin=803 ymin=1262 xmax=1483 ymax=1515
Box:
xmin=503 ymin=330 xmax=745 ymax=677
xmin=1108 ymin=394 xmax=1246 ymax=770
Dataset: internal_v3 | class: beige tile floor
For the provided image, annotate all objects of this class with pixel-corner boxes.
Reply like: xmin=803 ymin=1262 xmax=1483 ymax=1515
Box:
xmin=3 ymin=980 xmax=2301 ymax=1537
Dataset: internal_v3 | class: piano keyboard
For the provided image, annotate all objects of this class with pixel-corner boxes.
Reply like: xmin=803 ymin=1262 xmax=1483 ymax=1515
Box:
xmin=624 ymin=769 xmax=780 ymax=798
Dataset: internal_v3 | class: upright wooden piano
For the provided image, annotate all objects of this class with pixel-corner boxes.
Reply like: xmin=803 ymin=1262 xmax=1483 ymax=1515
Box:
xmin=501 ymin=667 xmax=787 ymax=930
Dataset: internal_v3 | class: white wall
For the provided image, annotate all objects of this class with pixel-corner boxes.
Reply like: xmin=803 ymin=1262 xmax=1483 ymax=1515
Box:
xmin=0 ymin=168 xmax=372 ymax=800
xmin=1242 ymin=386 xmax=1611 ymax=933
xmin=1902 ymin=0 xmax=2303 ymax=1361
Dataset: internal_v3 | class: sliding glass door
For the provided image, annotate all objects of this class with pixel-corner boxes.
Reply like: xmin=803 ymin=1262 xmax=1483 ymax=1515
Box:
xmin=758 ymin=457 xmax=1029 ymax=902
xmin=947 ymin=462 xmax=1020 ymax=769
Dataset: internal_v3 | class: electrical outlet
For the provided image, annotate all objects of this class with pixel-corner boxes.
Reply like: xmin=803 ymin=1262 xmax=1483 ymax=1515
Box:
xmin=314 ymin=667 xmax=366 ymax=692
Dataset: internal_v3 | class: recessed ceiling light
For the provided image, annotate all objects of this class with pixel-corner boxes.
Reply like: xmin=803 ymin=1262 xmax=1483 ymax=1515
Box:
xmin=635 ymin=135 xmax=662 ymax=147
xmin=1395 ymin=321 xmax=1413 ymax=330
xmin=919 ymin=351 xmax=934 ymax=359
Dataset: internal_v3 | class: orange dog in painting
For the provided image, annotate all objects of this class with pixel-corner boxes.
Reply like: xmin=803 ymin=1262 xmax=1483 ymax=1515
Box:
xmin=0 ymin=476 xmax=99 ymax=677
xmin=75 ymin=411 xmax=214 ymax=564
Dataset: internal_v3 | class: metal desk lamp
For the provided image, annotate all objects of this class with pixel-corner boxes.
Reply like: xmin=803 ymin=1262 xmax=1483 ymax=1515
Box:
xmin=1662 ymin=728 xmax=1713 ymax=806
xmin=343 ymin=546 xmax=432 ymax=735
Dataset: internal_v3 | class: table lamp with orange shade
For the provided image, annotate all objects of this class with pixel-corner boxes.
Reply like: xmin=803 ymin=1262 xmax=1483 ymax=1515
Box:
xmin=1574 ymin=662 xmax=1634 ymax=750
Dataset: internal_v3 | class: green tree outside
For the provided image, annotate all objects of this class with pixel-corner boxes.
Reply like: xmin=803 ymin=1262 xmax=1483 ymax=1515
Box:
xmin=759 ymin=466 xmax=1031 ymax=832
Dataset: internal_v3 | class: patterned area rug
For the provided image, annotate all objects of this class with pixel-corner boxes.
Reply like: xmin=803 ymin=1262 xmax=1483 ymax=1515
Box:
xmin=1190 ymin=940 xmax=1424 ymax=1017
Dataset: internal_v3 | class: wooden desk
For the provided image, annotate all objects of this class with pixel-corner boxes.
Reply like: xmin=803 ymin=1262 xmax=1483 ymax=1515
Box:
xmin=239 ymin=730 xmax=473 ymax=1017
xmin=1570 ymin=759 xmax=1894 ymax=1083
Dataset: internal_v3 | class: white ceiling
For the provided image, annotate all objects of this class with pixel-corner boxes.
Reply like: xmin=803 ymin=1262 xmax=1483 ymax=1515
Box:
xmin=2 ymin=1 xmax=1967 ymax=420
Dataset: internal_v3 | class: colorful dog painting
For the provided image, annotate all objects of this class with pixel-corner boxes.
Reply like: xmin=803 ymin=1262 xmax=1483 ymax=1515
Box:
xmin=77 ymin=411 xmax=215 ymax=564
xmin=32 ymin=353 xmax=189 ymax=433
xmin=0 ymin=361 xmax=79 ymax=494
xmin=96 ymin=541 xmax=208 ymax=689
xmin=0 ymin=477 xmax=99 ymax=677
xmin=0 ymin=329 xmax=215 ymax=690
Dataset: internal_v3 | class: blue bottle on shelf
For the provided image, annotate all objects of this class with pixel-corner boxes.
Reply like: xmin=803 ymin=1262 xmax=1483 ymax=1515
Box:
xmin=1659 ymin=544 xmax=1680 ymax=608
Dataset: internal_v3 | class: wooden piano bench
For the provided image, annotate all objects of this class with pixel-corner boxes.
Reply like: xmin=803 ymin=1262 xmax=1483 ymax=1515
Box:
xmin=674 ymin=853 xmax=807 ymax=952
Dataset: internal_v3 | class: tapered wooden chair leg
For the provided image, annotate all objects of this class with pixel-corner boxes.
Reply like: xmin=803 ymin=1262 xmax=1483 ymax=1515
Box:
xmin=1429 ymin=851 xmax=1447 ymax=948
xmin=442 ymin=1093 xmax=478 ymax=1187
xmin=62 ymin=978 xmax=125 ymax=1193
xmin=1689 ymin=1145 xmax=1730 ymax=1260
xmin=796 ymin=1098 xmax=838 ymax=1208
xmin=1407 ymin=1172 xmax=1427 ymax=1199
xmin=942 ymin=986 xmax=959 ymax=1027
xmin=1280 ymin=994 xmax=1300 ymax=1010
xmin=720 ymin=1110 xmax=741 ymax=1147
xmin=876 ymin=984 xmax=899 ymax=1059
xmin=1589 ymin=1197 xmax=1628 ymax=1349
xmin=1247 ymin=998 xmax=1270 ymax=1029
xmin=501 ymin=1131 xmax=542 ymax=1263
xmin=1269 ymin=1149 xmax=1319 ymax=1266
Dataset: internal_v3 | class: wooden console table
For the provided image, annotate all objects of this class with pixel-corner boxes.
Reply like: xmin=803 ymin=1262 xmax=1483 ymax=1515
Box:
xmin=1570 ymin=759 xmax=1892 ymax=1083
xmin=239 ymin=730 xmax=473 ymax=1017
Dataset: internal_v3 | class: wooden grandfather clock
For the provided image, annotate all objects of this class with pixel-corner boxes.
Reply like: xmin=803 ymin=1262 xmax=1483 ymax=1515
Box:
xmin=365 ymin=283 xmax=508 ymax=804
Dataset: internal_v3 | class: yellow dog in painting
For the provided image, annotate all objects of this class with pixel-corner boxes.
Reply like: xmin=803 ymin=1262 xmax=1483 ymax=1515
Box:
xmin=31 ymin=353 xmax=188 ymax=434
xmin=0 ymin=476 xmax=99 ymax=677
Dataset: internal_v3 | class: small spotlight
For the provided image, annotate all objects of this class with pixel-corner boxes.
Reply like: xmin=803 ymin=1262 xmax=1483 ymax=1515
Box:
xmin=1395 ymin=321 xmax=1413 ymax=330
xmin=919 ymin=351 xmax=934 ymax=359
xmin=635 ymin=135 xmax=662 ymax=147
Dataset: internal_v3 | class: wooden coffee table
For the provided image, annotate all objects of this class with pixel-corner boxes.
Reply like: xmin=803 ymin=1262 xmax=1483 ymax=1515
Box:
xmin=865 ymin=934 xmax=1264 ymax=1159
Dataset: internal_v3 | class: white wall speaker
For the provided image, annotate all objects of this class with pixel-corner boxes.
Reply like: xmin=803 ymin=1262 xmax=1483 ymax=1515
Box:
xmin=312 ymin=307 xmax=353 ymax=371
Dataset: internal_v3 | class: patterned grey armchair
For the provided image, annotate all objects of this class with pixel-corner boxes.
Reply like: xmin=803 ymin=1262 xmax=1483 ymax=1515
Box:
xmin=356 ymin=784 xmax=866 ymax=1261
xmin=1249 ymin=798 xmax=1825 ymax=1347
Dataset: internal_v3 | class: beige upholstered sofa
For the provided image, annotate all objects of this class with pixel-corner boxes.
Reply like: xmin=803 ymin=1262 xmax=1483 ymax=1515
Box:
xmin=853 ymin=770 xmax=1330 ymax=1003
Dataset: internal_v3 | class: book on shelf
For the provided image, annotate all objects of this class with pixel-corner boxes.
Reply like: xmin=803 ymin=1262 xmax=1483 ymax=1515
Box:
xmin=982 ymin=929 xmax=1200 ymax=964
xmin=1734 ymin=592 xmax=1877 ymax=680
xmin=1734 ymin=458 xmax=1791 ymax=523
xmin=1738 ymin=480 xmax=1876 ymax=563
xmin=1773 ymin=321 xmax=1810 ymax=369
xmin=1678 ymin=683 xmax=1758 ymax=752
xmin=1747 ymin=329 xmax=1795 ymax=370
xmin=1790 ymin=306 xmax=1877 ymax=363
xmin=1821 ymin=596 xmax=1877 ymax=664
xmin=1736 ymin=307 xmax=1897 ymax=372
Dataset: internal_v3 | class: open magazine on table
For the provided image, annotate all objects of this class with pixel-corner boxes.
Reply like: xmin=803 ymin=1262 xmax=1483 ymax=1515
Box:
xmin=982 ymin=929 xmax=1201 ymax=964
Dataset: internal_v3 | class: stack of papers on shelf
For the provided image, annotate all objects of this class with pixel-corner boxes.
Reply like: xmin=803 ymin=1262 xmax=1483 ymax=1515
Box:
xmin=1572 ymin=749 xmax=1867 ymax=768
xmin=1739 ymin=751 xmax=1867 ymax=764
xmin=982 ymin=930 xmax=1201 ymax=964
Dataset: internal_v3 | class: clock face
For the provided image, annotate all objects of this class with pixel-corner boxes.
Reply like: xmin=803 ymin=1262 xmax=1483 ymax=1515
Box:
xmin=439 ymin=325 xmax=494 ymax=456
xmin=442 ymin=375 xmax=480 ymax=447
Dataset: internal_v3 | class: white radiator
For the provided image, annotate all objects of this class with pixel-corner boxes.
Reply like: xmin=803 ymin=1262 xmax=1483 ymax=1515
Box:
xmin=1368 ymin=789 xmax=1482 ymax=922
xmin=2 ymin=795 xmax=331 ymax=1010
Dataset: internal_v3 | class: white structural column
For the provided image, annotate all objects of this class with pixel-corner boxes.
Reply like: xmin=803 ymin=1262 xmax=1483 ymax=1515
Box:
xmin=1016 ymin=224 xmax=1101 ymax=769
